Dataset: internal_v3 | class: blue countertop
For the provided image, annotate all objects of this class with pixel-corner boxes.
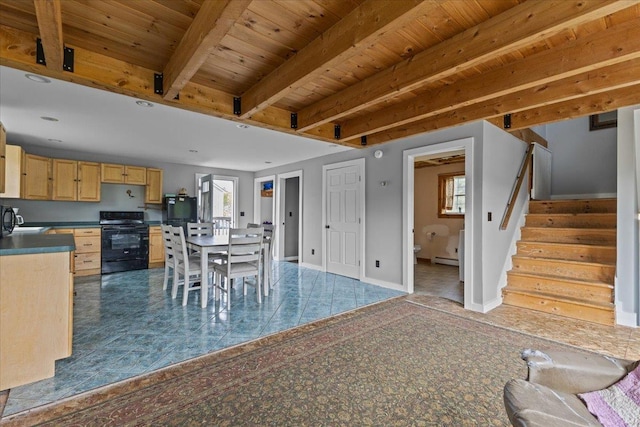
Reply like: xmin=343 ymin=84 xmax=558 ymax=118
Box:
xmin=0 ymin=233 xmax=76 ymax=256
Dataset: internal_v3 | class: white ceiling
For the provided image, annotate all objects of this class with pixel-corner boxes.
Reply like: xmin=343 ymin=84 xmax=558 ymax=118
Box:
xmin=0 ymin=66 xmax=351 ymax=172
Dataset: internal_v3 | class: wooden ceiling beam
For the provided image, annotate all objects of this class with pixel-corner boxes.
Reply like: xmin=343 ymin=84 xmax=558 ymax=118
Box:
xmin=485 ymin=84 xmax=640 ymax=131
xmin=339 ymin=18 xmax=640 ymax=140
xmin=33 ymin=0 xmax=63 ymax=71
xmin=295 ymin=0 xmax=638 ymax=132
xmin=0 ymin=24 xmax=338 ymax=145
xmin=162 ymin=0 xmax=251 ymax=100
xmin=358 ymin=60 xmax=640 ymax=146
xmin=364 ymin=82 xmax=640 ymax=146
xmin=238 ymin=0 xmax=434 ymax=119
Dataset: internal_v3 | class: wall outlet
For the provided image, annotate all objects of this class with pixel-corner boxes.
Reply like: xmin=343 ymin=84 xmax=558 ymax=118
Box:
xmin=240 ymin=211 xmax=245 ymax=217
xmin=311 ymin=249 xmax=315 ymax=255
xmin=455 ymin=248 xmax=458 ymax=253
xmin=375 ymin=260 xmax=380 ymax=268
xmin=487 ymin=212 xmax=492 ymax=221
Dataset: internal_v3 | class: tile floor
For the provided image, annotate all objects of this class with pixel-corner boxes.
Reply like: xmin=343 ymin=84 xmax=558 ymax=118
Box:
xmin=3 ymin=262 xmax=404 ymax=416
xmin=413 ymin=261 xmax=463 ymax=303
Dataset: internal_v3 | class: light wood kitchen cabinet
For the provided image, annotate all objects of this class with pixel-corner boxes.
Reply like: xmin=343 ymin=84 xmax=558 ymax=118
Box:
xmin=52 ymin=159 xmax=101 ymax=202
xmin=73 ymin=228 xmax=102 ymax=276
xmin=145 ymin=168 xmax=163 ymax=204
xmin=77 ymin=161 xmax=101 ymax=201
xmin=0 ymin=249 xmax=73 ymax=390
xmin=101 ymin=163 xmax=146 ymax=185
xmin=0 ymin=122 xmax=6 ymax=193
xmin=53 ymin=228 xmax=101 ymax=276
xmin=148 ymin=225 xmax=165 ymax=268
xmin=0 ymin=145 xmax=23 ymax=199
xmin=21 ymin=153 xmax=52 ymax=200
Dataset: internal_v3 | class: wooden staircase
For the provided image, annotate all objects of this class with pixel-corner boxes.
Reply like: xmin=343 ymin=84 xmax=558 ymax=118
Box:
xmin=502 ymin=199 xmax=616 ymax=325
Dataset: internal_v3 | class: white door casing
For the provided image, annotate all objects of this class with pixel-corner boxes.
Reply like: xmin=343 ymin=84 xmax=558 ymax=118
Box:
xmin=275 ymin=170 xmax=303 ymax=262
xmin=323 ymin=159 xmax=364 ymax=279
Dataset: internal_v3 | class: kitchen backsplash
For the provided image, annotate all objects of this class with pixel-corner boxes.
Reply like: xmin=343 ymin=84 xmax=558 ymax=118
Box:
xmin=1 ymin=184 xmax=162 ymax=223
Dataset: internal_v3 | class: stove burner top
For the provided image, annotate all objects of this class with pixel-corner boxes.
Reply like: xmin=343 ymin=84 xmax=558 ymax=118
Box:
xmin=99 ymin=211 xmax=145 ymax=225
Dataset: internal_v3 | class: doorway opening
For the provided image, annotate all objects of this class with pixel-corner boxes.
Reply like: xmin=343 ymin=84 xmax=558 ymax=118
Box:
xmin=413 ymin=150 xmax=466 ymax=303
xmin=253 ymin=175 xmax=275 ymax=228
xmin=275 ymin=170 xmax=303 ymax=262
xmin=403 ymin=138 xmax=475 ymax=307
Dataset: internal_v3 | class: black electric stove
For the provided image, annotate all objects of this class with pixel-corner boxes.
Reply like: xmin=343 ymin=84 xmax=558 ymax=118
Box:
xmin=99 ymin=211 xmax=149 ymax=274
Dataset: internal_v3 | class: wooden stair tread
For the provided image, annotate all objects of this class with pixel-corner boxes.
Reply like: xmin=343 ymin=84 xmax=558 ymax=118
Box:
xmin=523 ymin=226 xmax=616 ymax=232
xmin=512 ymin=255 xmax=616 ymax=267
xmin=518 ymin=240 xmax=616 ymax=250
xmin=507 ymin=270 xmax=614 ymax=288
xmin=503 ymin=289 xmax=614 ymax=310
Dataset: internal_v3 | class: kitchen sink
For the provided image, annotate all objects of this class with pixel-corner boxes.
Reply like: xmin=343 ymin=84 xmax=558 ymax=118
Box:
xmin=11 ymin=227 xmax=48 ymax=234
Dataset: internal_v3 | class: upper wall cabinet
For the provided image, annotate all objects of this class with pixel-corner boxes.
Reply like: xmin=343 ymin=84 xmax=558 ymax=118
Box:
xmin=52 ymin=159 xmax=101 ymax=202
xmin=0 ymin=145 xmax=24 ymax=199
xmin=101 ymin=163 xmax=146 ymax=185
xmin=22 ymin=153 xmax=52 ymax=200
xmin=145 ymin=168 xmax=163 ymax=204
xmin=0 ymin=122 xmax=6 ymax=193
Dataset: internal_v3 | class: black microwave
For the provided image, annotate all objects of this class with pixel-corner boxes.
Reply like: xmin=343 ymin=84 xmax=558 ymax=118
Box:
xmin=0 ymin=205 xmax=16 ymax=238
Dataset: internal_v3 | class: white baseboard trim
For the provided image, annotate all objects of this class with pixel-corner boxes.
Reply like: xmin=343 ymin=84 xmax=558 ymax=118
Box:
xmin=282 ymin=256 xmax=299 ymax=261
xmin=433 ymin=257 xmax=459 ymax=266
xmin=616 ymin=309 xmax=639 ymax=328
xmin=361 ymin=275 xmax=405 ymax=292
xmin=550 ymin=192 xmax=617 ymax=200
xmin=299 ymin=262 xmax=323 ymax=272
xmin=464 ymin=296 xmax=502 ymax=313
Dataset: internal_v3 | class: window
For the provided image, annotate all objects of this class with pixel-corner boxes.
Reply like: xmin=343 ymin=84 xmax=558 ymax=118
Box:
xmin=438 ymin=172 xmax=465 ymax=217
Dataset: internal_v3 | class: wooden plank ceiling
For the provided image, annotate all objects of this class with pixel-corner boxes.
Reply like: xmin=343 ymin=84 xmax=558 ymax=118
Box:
xmin=1 ymin=0 xmax=639 ymax=148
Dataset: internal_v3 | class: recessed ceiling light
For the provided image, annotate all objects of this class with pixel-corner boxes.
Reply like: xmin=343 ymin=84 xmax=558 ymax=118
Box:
xmin=136 ymin=100 xmax=154 ymax=107
xmin=265 ymin=161 xmax=272 ymax=164
xmin=47 ymin=138 xmax=62 ymax=143
xmin=25 ymin=74 xmax=51 ymax=83
xmin=237 ymin=124 xmax=249 ymax=129
xmin=41 ymin=116 xmax=59 ymax=122
xmin=188 ymin=149 xmax=198 ymax=153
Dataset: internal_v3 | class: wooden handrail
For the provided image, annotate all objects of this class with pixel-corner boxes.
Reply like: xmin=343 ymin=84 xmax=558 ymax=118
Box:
xmin=500 ymin=143 xmax=535 ymax=230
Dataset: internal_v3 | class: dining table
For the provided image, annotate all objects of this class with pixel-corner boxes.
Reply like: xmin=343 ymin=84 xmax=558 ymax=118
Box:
xmin=186 ymin=234 xmax=271 ymax=308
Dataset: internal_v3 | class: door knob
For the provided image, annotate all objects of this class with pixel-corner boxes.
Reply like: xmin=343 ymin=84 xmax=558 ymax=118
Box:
xmin=325 ymin=225 xmax=330 ymax=229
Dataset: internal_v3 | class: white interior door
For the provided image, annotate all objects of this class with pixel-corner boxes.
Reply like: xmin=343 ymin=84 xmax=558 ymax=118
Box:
xmin=197 ymin=174 xmax=213 ymax=222
xmin=325 ymin=164 xmax=361 ymax=278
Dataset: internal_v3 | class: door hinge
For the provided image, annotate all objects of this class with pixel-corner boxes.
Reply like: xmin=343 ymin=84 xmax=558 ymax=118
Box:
xmin=358 ymin=260 xmax=360 ymax=266
xmin=358 ymin=218 xmax=361 ymax=224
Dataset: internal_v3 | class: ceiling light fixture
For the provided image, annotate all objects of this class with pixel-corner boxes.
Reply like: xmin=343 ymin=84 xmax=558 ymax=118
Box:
xmin=25 ymin=74 xmax=51 ymax=83
xmin=40 ymin=116 xmax=59 ymax=122
xmin=47 ymin=138 xmax=62 ymax=143
xmin=188 ymin=149 xmax=198 ymax=153
xmin=265 ymin=161 xmax=272 ymax=164
xmin=236 ymin=124 xmax=249 ymax=129
xmin=136 ymin=100 xmax=154 ymax=107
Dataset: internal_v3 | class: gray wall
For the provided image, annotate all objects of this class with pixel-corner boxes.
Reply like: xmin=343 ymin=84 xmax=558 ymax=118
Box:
xmin=1 ymin=144 xmax=254 ymax=225
xmin=544 ymin=115 xmax=617 ymax=197
xmin=256 ymin=121 xmax=526 ymax=310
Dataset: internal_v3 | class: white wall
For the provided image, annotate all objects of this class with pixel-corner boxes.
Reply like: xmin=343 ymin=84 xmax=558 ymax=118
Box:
xmin=545 ymin=115 xmax=617 ymax=198
xmin=616 ymin=104 xmax=640 ymax=327
xmin=414 ymin=163 xmax=464 ymax=261
xmin=481 ymin=122 xmax=529 ymax=306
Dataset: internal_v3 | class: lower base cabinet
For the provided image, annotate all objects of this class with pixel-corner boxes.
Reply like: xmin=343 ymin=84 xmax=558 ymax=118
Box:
xmin=0 ymin=251 xmax=73 ymax=390
xmin=148 ymin=225 xmax=165 ymax=268
xmin=53 ymin=228 xmax=101 ymax=276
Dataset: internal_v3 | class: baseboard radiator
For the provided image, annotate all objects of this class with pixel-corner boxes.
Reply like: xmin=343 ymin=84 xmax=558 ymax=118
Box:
xmin=433 ymin=257 xmax=459 ymax=266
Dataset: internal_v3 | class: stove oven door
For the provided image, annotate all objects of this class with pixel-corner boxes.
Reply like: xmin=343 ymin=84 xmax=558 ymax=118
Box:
xmin=101 ymin=225 xmax=149 ymax=274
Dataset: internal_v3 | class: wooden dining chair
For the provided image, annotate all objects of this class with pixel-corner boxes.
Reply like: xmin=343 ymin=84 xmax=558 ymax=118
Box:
xmin=248 ymin=223 xmax=272 ymax=294
xmin=213 ymin=227 xmax=264 ymax=310
xmin=212 ymin=217 xmax=232 ymax=234
xmin=170 ymin=225 xmax=214 ymax=306
xmin=160 ymin=224 xmax=175 ymax=291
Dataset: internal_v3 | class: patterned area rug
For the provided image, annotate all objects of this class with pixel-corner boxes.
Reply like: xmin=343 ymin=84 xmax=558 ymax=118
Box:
xmin=1 ymin=298 xmax=587 ymax=426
